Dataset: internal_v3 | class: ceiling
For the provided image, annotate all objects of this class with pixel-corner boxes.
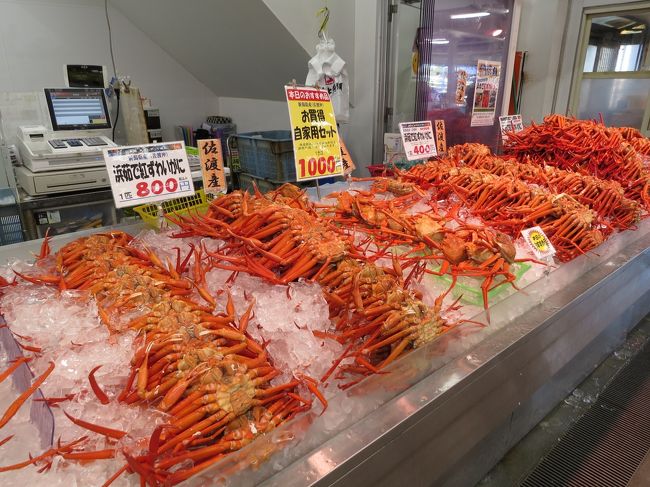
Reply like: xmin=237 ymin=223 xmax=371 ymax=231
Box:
xmin=111 ymin=0 xmax=310 ymax=100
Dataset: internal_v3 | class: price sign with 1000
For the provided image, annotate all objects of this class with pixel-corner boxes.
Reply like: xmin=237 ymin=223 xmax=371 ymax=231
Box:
xmin=285 ymin=85 xmax=343 ymax=181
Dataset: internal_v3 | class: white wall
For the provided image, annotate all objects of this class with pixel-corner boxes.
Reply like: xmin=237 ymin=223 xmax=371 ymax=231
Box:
xmin=344 ymin=0 xmax=382 ymax=175
xmin=262 ymin=0 xmax=356 ymax=103
xmin=515 ymin=0 xmax=568 ymax=123
xmin=219 ymin=97 xmax=289 ymax=133
xmin=0 ymin=0 xmax=219 ymax=141
xmin=225 ymin=0 xmax=381 ymax=175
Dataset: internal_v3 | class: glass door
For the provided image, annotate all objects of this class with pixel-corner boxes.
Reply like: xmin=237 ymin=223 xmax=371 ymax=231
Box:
xmin=570 ymin=3 xmax=650 ymax=135
xmin=413 ymin=0 xmax=516 ymax=151
xmin=386 ymin=0 xmax=422 ymax=132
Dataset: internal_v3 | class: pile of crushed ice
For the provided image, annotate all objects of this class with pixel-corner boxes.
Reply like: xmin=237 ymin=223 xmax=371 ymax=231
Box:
xmin=0 ymin=208 xmax=550 ymax=484
xmin=0 ymin=282 xmax=165 ymax=486
xmin=0 ymin=228 xmax=350 ymax=483
xmin=132 ymin=230 xmax=347 ymax=389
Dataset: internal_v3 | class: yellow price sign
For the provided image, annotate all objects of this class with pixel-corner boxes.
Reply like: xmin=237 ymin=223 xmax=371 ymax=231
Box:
xmin=529 ymin=231 xmax=548 ymax=252
xmin=521 ymin=226 xmax=556 ymax=259
xmin=285 ymin=86 xmax=343 ymax=181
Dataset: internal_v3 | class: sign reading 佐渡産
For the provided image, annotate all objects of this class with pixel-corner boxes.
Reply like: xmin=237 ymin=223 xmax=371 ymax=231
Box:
xmin=285 ymin=85 xmax=343 ymax=181
xmin=399 ymin=121 xmax=437 ymax=161
xmin=103 ymin=141 xmax=195 ymax=208
xmin=434 ymin=119 xmax=447 ymax=155
xmin=339 ymin=137 xmax=356 ymax=176
xmin=521 ymin=226 xmax=556 ymax=260
xmin=498 ymin=114 xmax=524 ymax=142
xmin=198 ymin=139 xmax=227 ymax=196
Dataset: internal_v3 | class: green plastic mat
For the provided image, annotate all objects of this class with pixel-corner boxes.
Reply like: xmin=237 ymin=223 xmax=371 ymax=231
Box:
xmin=425 ymin=261 xmax=531 ymax=307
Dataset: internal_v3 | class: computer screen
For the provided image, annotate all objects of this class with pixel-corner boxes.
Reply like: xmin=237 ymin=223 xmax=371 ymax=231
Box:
xmin=44 ymin=88 xmax=111 ymax=131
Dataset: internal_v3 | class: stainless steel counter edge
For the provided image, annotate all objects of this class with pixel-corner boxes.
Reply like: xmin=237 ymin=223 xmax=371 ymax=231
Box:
xmin=264 ymin=231 xmax=650 ymax=487
xmin=0 ymin=222 xmax=648 ymax=487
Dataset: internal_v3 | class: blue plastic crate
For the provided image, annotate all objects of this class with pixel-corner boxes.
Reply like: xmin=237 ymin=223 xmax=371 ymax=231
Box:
xmin=235 ymin=131 xmax=296 ymax=182
xmin=0 ymin=189 xmax=23 ymax=245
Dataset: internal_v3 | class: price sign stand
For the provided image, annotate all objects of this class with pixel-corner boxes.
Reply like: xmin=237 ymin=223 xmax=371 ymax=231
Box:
xmin=103 ymin=141 xmax=195 ymax=209
xmin=399 ymin=121 xmax=437 ymax=162
xmin=285 ymin=84 xmax=343 ymax=184
xmin=521 ymin=226 xmax=556 ymax=262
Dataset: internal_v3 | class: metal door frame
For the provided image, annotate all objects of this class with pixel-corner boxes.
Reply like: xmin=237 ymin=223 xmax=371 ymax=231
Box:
xmin=565 ymin=1 xmax=650 ymax=133
xmin=555 ymin=0 xmax=650 ymax=129
xmin=379 ymin=0 xmax=522 ymax=143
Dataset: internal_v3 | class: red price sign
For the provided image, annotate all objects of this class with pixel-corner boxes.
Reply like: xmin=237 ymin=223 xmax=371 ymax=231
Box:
xmin=399 ymin=121 xmax=437 ymax=161
xmin=297 ymin=155 xmax=338 ymax=178
xmin=412 ymin=144 xmax=433 ymax=155
xmin=134 ymin=178 xmax=179 ymax=197
xmin=104 ymin=141 xmax=195 ymax=208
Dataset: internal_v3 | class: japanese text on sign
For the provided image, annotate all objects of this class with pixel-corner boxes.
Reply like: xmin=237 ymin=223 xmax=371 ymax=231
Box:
xmin=198 ymin=139 xmax=227 ymax=196
xmin=339 ymin=137 xmax=356 ymax=176
xmin=521 ymin=226 xmax=556 ymax=260
xmin=499 ymin=115 xmax=524 ymax=142
xmin=434 ymin=119 xmax=447 ymax=155
xmin=285 ymin=85 xmax=343 ymax=181
xmin=103 ymin=141 xmax=195 ymax=208
xmin=399 ymin=121 xmax=437 ymax=161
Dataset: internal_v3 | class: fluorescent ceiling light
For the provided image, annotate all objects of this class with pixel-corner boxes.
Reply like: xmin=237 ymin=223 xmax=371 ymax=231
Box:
xmin=620 ymin=29 xmax=642 ymax=34
xmin=450 ymin=12 xmax=490 ymax=19
xmin=492 ymin=29 xmax=503 ymax=37
xmin=431 ymin=38 xmax=450 ymax=44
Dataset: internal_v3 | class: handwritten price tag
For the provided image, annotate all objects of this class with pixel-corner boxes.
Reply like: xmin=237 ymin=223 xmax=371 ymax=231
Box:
xmin=339 ymin=137 xmax=356 ymax=176
xmin=399 ymin=121 xmax=437 ymax=161
xmin=521 ymin=226 xmax=556 ymax=259
xmin=285 ymin=86 xmax=343 ymax=181
xmin=103 ymin=141 xmax=195 ymax=208
xmin=434 ymin=119 xmax=447 ymax=155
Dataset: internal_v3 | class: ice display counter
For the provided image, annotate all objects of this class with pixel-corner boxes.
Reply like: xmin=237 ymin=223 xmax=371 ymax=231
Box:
xmin=0 ymin=218 xmax=647 ymax=486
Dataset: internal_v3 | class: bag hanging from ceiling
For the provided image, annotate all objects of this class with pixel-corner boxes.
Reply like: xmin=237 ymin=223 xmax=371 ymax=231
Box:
xmin=306 ymin=38 xmax=350 ymax=123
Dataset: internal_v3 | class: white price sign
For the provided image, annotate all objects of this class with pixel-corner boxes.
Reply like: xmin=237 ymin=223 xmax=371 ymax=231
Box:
xmin=103 ymin=141 xmax=195 ymax=208
xmin=499 ymin=115 xmax=524 ymax=142
xmin=399 ymin=121 xmax=437 ymax=161
xmin=521 ymin=226 xmax=556 ymax=260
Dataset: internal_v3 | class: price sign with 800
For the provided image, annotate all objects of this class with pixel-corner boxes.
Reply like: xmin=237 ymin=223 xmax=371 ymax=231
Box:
xmin=133 ymin=178 xmax=179 ymax=197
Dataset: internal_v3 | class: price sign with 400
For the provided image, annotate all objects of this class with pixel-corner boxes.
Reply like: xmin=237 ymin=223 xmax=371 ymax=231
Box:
xmin=412 ymin=144 xmax=433 ymax=155
xmin=297 ymin=155 xmax=338 ymax=178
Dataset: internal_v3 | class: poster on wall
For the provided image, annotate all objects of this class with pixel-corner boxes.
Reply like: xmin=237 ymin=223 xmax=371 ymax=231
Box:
xmin=470 ymin=60 xmax=502 ymax=127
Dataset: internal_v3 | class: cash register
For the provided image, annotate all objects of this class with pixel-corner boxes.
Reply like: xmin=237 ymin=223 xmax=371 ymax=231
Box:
xmin=15 ymin=88 xmax=117 ymax=195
